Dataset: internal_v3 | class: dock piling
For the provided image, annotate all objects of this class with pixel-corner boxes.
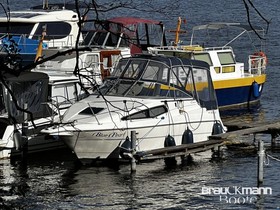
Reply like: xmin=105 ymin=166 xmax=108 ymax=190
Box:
xmin=271 ymin=133 xmax=277 ymax=149
xmin=258 ymin=140 xmax=264 ymax=185
xmin=130 ymin=130 xmax=137 ymax=173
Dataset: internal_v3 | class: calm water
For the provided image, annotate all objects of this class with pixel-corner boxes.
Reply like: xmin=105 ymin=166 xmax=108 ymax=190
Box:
xmin=1 ymin=0 xmax=280 ymax=209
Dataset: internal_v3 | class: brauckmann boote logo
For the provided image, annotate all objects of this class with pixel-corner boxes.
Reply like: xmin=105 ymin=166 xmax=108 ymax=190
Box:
xmin=201 ymin=186 xmax=272 ymax=204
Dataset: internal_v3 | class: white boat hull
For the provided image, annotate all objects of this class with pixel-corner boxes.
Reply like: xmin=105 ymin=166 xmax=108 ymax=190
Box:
xmin=47 ymin=99 xmax=221 ymax=161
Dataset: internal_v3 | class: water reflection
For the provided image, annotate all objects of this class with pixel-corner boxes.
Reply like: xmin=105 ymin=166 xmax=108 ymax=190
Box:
xmin=0 ymin=148 xmax=279 ymax=209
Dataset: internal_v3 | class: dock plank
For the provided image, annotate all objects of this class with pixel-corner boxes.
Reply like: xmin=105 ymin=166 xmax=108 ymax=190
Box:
xmin=210 ymin=121 xmax=280 ymax=140
xmin=136 ymin=139 xmax=223 ymax=160
xmin=134 ymin=120 xmax=280 ymax=162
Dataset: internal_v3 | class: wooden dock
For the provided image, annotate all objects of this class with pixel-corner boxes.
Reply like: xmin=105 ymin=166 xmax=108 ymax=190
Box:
xmin=135 ymin=119 xmax=280 ymax=162
xmin=135 ymin=139 xmax=223 ymax=161
xmin=211 ymin=120 xmax=280 ymax=143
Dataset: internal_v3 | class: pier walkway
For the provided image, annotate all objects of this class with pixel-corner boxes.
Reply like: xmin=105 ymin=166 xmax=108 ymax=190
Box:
xmin=136 ymin=119 xmax=280 ymax=161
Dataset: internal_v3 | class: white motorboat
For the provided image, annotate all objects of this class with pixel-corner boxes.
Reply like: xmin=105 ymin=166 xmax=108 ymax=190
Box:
xmin=42 ymin=54 xmax=226 ymax=164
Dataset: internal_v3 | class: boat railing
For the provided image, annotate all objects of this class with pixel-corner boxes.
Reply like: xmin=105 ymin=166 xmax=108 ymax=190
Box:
xmin=45 ymin=34 xmax=77 ymax=48
xmin=248 ymin=55 xmax=266 ymax=75
xmin=203 ymin=46 xmax=233 ymax=52
xmin=44 ymin=95 xmax=76 ymax=123
xmin=148 ymin=45 xmax=233 ymax=53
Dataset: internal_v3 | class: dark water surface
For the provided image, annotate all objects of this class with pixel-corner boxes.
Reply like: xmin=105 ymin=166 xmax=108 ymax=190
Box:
xmin=1 ymin=0 xmax=280 ymax=209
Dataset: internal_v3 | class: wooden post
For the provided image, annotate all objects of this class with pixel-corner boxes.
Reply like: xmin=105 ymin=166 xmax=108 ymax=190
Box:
xmin=271 ymin=133 xmax=277 ymax=149
xmin=130 ymin=130 xmax=136 ymax=173
xmin=211 ymin=145 xmax=221 ymax=159
xmin=258 ymin=140 xmax=264 ymax=185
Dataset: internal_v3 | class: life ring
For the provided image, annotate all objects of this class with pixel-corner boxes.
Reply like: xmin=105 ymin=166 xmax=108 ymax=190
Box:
xmin=251 ymin=51 xmax=268 ymax=68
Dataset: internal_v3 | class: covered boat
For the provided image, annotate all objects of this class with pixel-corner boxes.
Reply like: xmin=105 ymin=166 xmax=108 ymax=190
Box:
xmin=42 ymin=54 xmax=226 ymax=164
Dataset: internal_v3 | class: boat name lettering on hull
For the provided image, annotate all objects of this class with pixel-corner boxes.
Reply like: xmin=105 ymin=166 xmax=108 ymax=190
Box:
xmin=91 ymin=132 xmax=126 ymax=138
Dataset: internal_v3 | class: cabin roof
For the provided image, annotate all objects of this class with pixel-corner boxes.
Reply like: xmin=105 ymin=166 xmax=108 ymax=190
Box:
xmin=0 ymin=9 xmax=77 ymax=22
xmin=192 ymin=22 xmax=264 ymax=32
xmin=131 ymin=54 xmax=210 ymax=69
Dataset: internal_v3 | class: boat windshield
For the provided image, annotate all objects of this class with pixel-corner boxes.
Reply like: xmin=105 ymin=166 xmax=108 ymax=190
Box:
xmin=95 ymin=56 xmax=218 ymax=109
xmin=0 ymin=22 xmax=34 ymax=36
xmin=0 ymin=21 xmax=72 ymax=40
xmin=82 ymin=18 xmax=166 ymax=49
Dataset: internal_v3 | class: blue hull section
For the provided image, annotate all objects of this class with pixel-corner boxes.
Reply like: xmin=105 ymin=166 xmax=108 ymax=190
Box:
xmin=216 ymin=84 xmax=264 ymax=108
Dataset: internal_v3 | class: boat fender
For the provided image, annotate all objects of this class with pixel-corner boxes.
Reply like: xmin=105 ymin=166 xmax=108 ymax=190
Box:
xmin=252 ymin=81 xmax=260 ymax=98
xmin=181 ymin=128 xmax=193 ymax=144
xmin=13 ymin=129 xmax=22 ymax=150
xmin=164 ymin=135 xmax=177 ymax=166
xmin=119 ymin=136 xmax=131 ymax=159
xmin=212 ymin=121 xmax=223 ymax=135
xmin=164 ymin=134 xmax=176 ymax=147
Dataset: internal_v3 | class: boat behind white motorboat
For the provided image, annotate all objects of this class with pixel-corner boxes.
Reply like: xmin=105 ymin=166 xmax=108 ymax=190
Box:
xmin=149 ymin=22 xmax=267 ymax=109
xmin=0 ymin=72 xmax=86 ymax=159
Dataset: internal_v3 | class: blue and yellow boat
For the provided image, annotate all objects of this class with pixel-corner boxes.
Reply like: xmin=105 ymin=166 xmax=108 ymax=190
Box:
xmin=149 ymin=22 xmax=267 ymax=110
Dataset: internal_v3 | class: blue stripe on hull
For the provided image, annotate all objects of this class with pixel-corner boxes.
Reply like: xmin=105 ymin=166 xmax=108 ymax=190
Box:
xmin=216 ymin=84 xmax=264 ymax=108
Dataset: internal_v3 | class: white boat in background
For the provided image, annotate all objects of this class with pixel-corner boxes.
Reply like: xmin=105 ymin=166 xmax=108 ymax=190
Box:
xmin=82 ymin=16 xmax=167 ymax=55
xmin=0 ymin=6 xmax=83 ymax=66
xmin=0 ymin=71 xmax=85 ymax=159
xmin=34 ymin=16 xmax=166 ymax=90
xmin=35 ymin=48 xmax=131 ymax=89
xmin=149 ymin=22 xmax=267 ymax=109
xmin=42 ymin=54 xmax=226 ymax=164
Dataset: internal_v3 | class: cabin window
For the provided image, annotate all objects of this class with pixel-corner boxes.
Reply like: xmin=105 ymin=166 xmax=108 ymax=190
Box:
xmin=125 ymin=63 xmax=141 ymax=78
xmin=218 ymin=52 xmax=235 ymax=65
xmin=113 ymin=59 xmax=128 ymax=77
xmin=123 ymin=60 xmax=146 ymax=79
xmin=0 ymin=22 xmax=34 ymax=35
xmin=51 ymin=82 xmax=80 ymax=104
xmin=171 ymin=66 xmax=189 ymax=87
xmin=193 ymin=53 xmax=212 ymax=66
xmin=192 ymin=67 xmax=217 ymax=109
xmin=222 ymin=66 xmax=235 ymax=73
xmin=122 ymin=105 xmax=167 ymax=120
xmin=214 ymin=67 xmax=220 ymax=73
xmin=142 ymin=61 xmax=168 ymax=83
xmin=79 ymin=107 xmax=104 ymax=115
xmin=33 ymin=22 xmax=72 ymax=40
xmin=146 ymin=24 xmax=165 ymax=46
xmin=84 ymin=54 xmax=99 ymax=68
xmin=174 ymin=52 xmax=192 ymax=59
xmin=159 ymin=51 xmax=191 ymax=59
xmin=156 ymin=51 xmax=173 ymax=56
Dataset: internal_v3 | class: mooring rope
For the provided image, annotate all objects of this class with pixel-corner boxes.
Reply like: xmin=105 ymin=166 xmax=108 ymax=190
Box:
xmin=265 ymin=153 xmax=280 ymax=165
